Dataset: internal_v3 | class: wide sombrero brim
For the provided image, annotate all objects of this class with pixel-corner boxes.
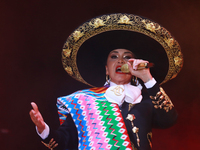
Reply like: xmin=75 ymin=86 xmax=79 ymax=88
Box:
xmin=62 ymin=13 xmax=183 ymax=87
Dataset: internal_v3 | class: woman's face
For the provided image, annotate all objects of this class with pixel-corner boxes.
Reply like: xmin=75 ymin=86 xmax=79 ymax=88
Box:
xmin=106 ymin=49 xmax=134 ymax=85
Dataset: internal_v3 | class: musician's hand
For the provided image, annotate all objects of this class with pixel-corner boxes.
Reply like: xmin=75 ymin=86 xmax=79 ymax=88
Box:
xmin=29 ymin=102 xmax=46 ymax=134
xmin=127 ymin=59 xmax=153 ymax=83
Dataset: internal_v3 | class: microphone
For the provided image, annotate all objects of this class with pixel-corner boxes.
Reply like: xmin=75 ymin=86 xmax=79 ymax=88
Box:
xmin=121 ymin=62 xmax=154 ymax=73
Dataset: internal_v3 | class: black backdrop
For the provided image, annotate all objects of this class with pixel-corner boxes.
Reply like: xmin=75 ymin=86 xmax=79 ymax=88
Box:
xmin=0 ymin=0 xmax=200 ymax=149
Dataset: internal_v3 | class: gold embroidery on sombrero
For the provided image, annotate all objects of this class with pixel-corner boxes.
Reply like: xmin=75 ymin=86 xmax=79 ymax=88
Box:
xmin=142 ymin=20 xmax=161 ymax=33
xmin=118 ymin=15 xmax=132 ymax=24
xmin=73 ymin=30 xmax=84 ymax=41
xmin=164 ymin=37 xmax=174 ymax=48
xmin=62 ymin=13 xmax=183 ymax=86
xmin=174 ymin=51 xmax=183 ymax=66
xmin=64 ymin=66 xmax=73 ymax=76
xmin=89 ymin=18 xmax=105 ymax=28
xmin=63 ymin=48 xmax=71 ymax=58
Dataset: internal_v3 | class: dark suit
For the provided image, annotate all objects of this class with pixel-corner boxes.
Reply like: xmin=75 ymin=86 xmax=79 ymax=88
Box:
xmin=43 ymin=83 xmax=177 ymax=150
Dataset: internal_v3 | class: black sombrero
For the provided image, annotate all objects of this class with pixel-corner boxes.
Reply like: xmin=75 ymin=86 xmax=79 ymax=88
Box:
xmin=62 ymin=13 xmax=183 ymax=87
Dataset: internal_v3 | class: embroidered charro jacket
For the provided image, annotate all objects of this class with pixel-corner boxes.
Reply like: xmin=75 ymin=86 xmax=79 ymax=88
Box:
xmin=42 ymin=83 xmax=177 ymax=150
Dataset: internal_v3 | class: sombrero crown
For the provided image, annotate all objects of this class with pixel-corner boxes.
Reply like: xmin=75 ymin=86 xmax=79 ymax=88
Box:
xmin=62 ymin=13 xmax=183 ymax=87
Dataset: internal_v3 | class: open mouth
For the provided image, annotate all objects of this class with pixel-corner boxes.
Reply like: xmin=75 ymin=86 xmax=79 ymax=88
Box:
xmin=116 ymin=66 xmax=122 ymax=73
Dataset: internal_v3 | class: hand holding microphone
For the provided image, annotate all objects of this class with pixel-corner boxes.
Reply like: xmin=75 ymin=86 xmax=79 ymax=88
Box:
xmin=120 ymin=59 xmax=153 ymax=83
xmin=121 ymin=59 xmax=154 ymax=83
xmin=121 ymin=59 xmax=154 ymax=73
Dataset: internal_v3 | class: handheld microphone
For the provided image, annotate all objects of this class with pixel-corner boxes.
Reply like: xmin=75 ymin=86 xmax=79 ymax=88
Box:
xmin=121 ymin=63 xmax=154 ymax=73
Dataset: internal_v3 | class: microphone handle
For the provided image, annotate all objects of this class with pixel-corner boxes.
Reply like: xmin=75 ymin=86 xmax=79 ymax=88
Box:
xmin=121 ymin=63 xmax=154 ymax=73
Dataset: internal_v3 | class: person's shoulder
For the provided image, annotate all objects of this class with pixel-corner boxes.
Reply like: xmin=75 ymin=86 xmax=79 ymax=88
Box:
xmin=80 ymin=87 xmax=108 ymax=96
xmin=86 ymin=86 xmax=108 ymax=93
xmin=59 ymin=86 xmax=108 ymax=98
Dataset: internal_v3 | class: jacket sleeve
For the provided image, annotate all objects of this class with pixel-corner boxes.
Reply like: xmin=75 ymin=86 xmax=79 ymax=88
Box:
xmin=146 ymin=83 xmax=178 ymax=128
xmin=42 ymin=113 xmax=78 ymax=150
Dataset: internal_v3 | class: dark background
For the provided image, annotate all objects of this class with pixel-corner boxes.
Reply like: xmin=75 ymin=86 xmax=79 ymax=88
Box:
xmin=1 ymin=0 xmax=200 ymax=149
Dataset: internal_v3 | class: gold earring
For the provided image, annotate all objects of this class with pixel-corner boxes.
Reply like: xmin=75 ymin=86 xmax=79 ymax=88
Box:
xmin=106 ymin=75 xmax=111 ymax=85
xmin=132 ymin=76 xmax=138 ymax=86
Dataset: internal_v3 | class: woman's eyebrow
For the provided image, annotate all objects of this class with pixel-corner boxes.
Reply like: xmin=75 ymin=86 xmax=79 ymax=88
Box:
xmin=124 ymin=52 xmax=133 ymax=54
xmin=110 ymin=51 xmax=119 ymax=54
